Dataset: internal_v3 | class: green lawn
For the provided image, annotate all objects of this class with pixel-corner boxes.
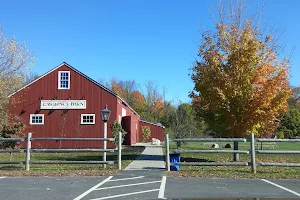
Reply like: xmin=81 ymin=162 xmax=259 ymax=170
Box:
xmin=168 ymin=141 xmax=300 ymax=179
xmin=0 ymin=146 xmax=144 ymax=176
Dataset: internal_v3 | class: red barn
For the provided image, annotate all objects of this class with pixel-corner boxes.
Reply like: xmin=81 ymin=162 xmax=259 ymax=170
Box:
xmin=8 ymin=62 xmax=164 ymax=148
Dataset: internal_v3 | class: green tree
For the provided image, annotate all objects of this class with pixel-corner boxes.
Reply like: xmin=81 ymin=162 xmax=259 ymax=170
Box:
xmin=167 ymin=103 xmax=206 ymax=145
xmin=277 ymin=108 xmax=300 ymax=139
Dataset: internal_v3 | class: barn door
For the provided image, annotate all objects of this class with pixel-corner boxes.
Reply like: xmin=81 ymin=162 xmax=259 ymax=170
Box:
xmin=131 ymin=121 xmax=137 ymax=144
xmin=121 ymin=116 xmax=131 ymax=145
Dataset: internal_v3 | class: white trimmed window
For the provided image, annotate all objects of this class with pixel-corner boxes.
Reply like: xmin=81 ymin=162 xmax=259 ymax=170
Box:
xmin=58 ymin=71 xmax=70 ymax=89
xmin=81 ymin=114 xmax=95 ymax=125
xmin=122 ymin=108 xmax=126 ymax=117
xmin=30 ymin=114 xmax=44 ymax=125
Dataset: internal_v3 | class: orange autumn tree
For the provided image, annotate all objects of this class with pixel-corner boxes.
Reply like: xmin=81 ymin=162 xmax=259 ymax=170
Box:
xmin=130 ymin=90 xmax=147 ymax=114
xmin=190 ymin=1 xmax=292 ymax=138
xmin=108 ymin=78 xmax=147 ymax=114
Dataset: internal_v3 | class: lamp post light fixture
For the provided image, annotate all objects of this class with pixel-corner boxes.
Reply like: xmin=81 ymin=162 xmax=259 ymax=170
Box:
xmin=101 ymin=105 xmax=111 ymax=169
xmin=101 ymin=105 xmax=111 ymax=122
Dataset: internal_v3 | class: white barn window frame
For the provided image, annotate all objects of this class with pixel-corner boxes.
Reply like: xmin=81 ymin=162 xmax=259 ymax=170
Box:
xmin=81 ymin=114 xmax=95 ymax=125
xmin=122 ymin=108 xmax=126 ymax=117
xmin=30 ymin=114 xmax=44 ymax=125
xmin=58 ymin=71 xmax=70 ymax=89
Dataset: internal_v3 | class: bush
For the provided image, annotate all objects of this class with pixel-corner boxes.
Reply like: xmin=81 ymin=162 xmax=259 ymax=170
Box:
xmin=141 ymin=126 xmax=151 ymax=142
xmin=109 ymin=120 xmax=127 ymax=143
xmin=275 ymin=131 xmax=285 ymax=139
xmin=0 ymin=121 xmax=25 ymax=149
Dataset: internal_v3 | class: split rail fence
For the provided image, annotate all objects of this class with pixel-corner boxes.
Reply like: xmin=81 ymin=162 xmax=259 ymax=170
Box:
xmin=165 ymin=133 xmax=300 ymax=173
xmin=0 ymin=132 xmax=122 ymax=171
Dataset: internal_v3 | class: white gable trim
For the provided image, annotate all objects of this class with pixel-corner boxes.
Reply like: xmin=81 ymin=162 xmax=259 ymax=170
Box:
xmin=117 ymin=96 xmax=140 ymax=117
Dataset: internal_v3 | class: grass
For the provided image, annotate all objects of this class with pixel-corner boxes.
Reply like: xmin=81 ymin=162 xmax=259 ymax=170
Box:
xmin=0 ymin=146 xmax=144 ymax=176
xmin=167 ymin=141 xmax=300 ymax=179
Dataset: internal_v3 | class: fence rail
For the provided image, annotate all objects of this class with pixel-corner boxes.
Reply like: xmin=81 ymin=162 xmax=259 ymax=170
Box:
xmin=30 ymin=148 xmax=116 ymax=153
xmin=0 ymin=138 xmax=25 ymax=142
xmin=170 ymin=138 xmax=247 ymax=142
xmin=0 ymin=132 xmax=123 ymax=171
xmin=165 ymin=133 xmax=300 ymax=173
xmin=175 ymin=162 xmax=249 ymax=166
xmin=30 ymin=161 xmax=115 ymax=165
xmin=0 ymin=149 xmax=25 ymax=153
xmin=256 ymin=150 xmax=300 ymax=154
xmin=256 ymin=138 xmax=300 ymax=142
xmin=171 ymin=149 xmax=249 ymax=154
xmin=257 ymin=162 xmax=300 ymax=167
xmin=31 ymin=138 xmax=115 ymax=141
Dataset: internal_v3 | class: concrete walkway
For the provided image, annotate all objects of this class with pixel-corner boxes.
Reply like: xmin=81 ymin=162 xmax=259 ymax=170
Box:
xmin=124 ymin=145 xmax=165 ymax=170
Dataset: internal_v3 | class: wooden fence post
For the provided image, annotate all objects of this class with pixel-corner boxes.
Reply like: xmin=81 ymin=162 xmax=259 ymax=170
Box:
xmin=165 ymin=133 xmax=170 ymax=171
xmin=233 ymin=141 xmax=239 ymax=161
xmin=250 ymin=133 xmax=256 ymax=174
xmin=25 ymin=132 xmax=32 ymax=171
xmin=118 ymin=131 xmax=122 ymax=170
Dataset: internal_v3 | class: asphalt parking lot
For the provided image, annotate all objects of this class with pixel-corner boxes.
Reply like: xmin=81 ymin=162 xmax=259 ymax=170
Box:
xmin=0 ymin=170 xmax=300 ymax=200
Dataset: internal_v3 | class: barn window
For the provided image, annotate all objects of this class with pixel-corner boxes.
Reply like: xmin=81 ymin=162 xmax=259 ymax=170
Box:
xmin=122 ymin=108 xmax=126 ymax=116
xmin=58 ymin=71 xmax=70 ymax=89
xmin=81 ymin=114 xmax=95 ymax=125
xmin=30 ymin=114 xmax=44 ymax=125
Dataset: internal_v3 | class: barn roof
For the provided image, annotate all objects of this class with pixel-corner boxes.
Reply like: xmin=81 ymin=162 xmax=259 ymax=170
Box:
xmin=8 ymin=62 xmax=139 ymax=117
xmin=139 ymin=120 xmax=165 ymax=129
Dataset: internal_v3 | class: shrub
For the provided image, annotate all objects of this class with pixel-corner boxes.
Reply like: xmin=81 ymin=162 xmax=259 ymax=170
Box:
xmin=141 ymin=126 xmax=151 ymax=142
xmin=0 ymin=121 xmax=25 ymax=149
xmin=109 ymin=120 xmax=127 ymax=143
xmin=275 ymin=131 xmax=285 ymax=139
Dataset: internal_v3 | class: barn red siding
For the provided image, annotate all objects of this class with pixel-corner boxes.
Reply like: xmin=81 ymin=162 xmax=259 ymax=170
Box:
xmin=8 ymin=62 xmax=166 ymax=148
xmin=8 ymin=64 xmax=119 ymax=148
xmin=122 ymin=114 xmax=139 ymax=145
xmin=138 ymin=121 xmax=165 ymax=142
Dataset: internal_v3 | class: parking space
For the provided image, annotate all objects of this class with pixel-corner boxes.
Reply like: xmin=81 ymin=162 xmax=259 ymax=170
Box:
xmin=0 ymin=173 xmax=300 ymax=199
xmin=0 ymin=176 xmax=110 ymax=200
xmin=273 ymin=179 xmax=300 ymax=194
xmin=261 ymin=179 xmax=300 ymax=197
xmin=165 ymin=177 xmax=300 ymax=199
xmin=74 ymin=174 xmax=166 ymax=200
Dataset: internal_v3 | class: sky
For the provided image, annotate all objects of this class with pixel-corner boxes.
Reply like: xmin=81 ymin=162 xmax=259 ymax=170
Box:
xmin=0 ymin=0 xmax=299 ymax=103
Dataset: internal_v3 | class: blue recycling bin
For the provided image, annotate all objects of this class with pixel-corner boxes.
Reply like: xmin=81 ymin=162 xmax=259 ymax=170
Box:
xmin=170 ymin=153 xmax=180 ymax=171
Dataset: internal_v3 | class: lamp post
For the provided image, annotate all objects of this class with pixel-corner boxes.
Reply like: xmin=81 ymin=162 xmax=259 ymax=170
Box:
xmin=101 ymin=105 xmax=111 ymax=169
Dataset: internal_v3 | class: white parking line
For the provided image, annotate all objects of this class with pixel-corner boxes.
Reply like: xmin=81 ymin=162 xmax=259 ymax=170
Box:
xmin=95 ymin=180 xmax=161 ymax=190
xmin=108 ymin=176 xmax=144 ymax=182
xmin=261 ymin=179 xmax=300 ymax=197
xmin=89 ymin=189 xmax=160 ymax=200
xmin=158 ymin=176 xmax=166 ymax=199
xmin=73 ymin=176 xmax=113 ymax=200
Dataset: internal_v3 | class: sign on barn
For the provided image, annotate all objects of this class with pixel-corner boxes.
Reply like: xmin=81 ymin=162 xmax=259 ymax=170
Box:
xmin=40 ymin=100 xmax=86 ymax=109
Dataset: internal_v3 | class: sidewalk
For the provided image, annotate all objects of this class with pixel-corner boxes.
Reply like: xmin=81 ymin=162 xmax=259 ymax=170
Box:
xmin=124 ymin=145 xmax=165 ymax=170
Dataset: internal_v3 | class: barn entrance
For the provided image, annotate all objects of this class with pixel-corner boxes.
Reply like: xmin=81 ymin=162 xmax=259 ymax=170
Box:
xmin=121 ymin=116 xmax=138 ymax=145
